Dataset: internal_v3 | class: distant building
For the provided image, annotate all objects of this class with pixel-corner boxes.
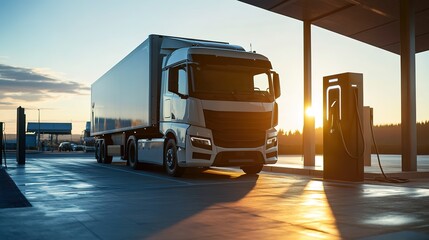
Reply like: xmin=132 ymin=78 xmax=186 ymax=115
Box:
xmin=27 ymin=122 xmax=72 ymax=150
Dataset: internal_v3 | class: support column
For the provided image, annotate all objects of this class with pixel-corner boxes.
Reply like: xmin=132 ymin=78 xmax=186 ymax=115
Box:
xmin=303 ymin=21 xmax=315 ymax=166
xmin=16 ymin=106 xmax=26 ymax=165
xmin=400 ymin=0 xmax=417 ymax=171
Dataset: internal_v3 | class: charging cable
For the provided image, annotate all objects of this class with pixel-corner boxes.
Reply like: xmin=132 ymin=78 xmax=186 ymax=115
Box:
xmin=335 ymin=89 xmax=408 ymax=183
xmin=336 ymin=89 xmax=365 ymax=159
xmin=370 ymin=117 xmax=408 ymax=183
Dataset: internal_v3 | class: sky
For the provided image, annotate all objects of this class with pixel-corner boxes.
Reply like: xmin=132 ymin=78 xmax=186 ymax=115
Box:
xmin=0 ymin=0 xmax=428 ymax=135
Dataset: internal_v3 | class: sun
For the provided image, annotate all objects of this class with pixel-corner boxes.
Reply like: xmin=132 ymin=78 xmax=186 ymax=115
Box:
xmin=305 ymin=106 xmax=315 ymax=117
xmin=305 ymin=106 xmax=323 ymax=128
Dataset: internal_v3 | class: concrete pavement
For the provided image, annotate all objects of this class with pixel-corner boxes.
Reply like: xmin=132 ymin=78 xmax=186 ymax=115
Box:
xmin=1 ymin=152 xmax=429 ymax=239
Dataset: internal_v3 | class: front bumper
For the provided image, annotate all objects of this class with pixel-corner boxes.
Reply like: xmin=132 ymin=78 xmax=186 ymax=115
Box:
xmin=179 ymin=126 xmax=278 ymax=167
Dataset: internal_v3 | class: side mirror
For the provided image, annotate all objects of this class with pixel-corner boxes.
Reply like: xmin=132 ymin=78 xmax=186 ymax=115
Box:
xmin=273 ymin=72 xmax=281 ymax=99
xmin=168 ymin=67 xmax=189 ymax=99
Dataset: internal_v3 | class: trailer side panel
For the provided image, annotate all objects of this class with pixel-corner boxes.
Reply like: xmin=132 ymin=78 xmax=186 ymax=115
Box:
xmin=91 ymin=40 xmax=152 ymax=136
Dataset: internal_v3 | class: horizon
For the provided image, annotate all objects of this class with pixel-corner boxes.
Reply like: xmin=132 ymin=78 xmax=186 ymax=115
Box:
xmin=1 ymin=0 xmax=428 ymax=134
xmin=3 ymin=121 xmax=429 ymax=140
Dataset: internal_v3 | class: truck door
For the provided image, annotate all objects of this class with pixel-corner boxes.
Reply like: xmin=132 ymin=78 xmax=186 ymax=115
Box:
xmin=163 ymin=64 xmax=189 ymax=155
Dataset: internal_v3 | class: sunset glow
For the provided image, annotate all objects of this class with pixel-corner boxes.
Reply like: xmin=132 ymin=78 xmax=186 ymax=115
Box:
xmin=0 ymin=0 xmax=428 ymax=134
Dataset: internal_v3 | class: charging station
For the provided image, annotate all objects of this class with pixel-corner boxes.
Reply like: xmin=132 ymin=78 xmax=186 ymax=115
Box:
xmin=323 ymin=73 xmax=364 ymax=182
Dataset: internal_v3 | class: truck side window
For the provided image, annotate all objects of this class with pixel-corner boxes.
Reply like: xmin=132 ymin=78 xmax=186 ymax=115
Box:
xmin=178 ymin=68 xmax=188 ymax=95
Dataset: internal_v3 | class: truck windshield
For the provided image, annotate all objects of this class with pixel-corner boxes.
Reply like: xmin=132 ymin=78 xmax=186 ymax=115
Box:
xmin=190 ymin=64 xmax=274 ymax=102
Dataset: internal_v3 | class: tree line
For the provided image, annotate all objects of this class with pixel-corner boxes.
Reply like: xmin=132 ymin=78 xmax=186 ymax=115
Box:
xmin=278 ymin=121 xmax=429 ymax=155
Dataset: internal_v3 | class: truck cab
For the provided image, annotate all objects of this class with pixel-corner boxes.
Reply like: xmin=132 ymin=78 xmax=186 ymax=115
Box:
xmin=158 ymin=47 xmax=280 ymax=176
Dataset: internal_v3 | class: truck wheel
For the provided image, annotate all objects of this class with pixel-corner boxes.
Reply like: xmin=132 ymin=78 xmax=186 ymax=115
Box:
xmin=164 ymin=139 xmax=185 ymax=177
xmin=95 ymin=141 xmax=102 ymax=163
xmin=128 ymin=139 xmax=141 ymax=170
xmin=101 ymin=141 xmax=113 ymax=164
xmin=241 ymin=164 xmax=263 ymax=174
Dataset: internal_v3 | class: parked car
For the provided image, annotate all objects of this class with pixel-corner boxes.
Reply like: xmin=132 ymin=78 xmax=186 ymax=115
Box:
xmin=58 ymin=142 xmax=73 ymax=152
xmin=72 ymin=144 xmax=85 ymax=151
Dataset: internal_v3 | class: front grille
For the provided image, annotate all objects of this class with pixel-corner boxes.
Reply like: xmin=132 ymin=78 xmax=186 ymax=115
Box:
xmin=204 ymin=110 xmax=271 ymax=148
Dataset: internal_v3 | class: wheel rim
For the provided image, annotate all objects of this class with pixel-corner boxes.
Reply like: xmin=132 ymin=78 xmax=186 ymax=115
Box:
xmin=166 ymin=148 xmax=174 ymax=170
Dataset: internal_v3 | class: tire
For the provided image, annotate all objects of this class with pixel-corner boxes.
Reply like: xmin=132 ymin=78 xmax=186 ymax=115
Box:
xmin=95 ymin=141 xmax=102 ymax=163
xmin=128 ymin=139 xmax=141 ymax=170
xmin=241 ymin=164 xmax=263 ymax=174
xmin=164 ymin=139 xmax=185 ymax=177
xmin=101 ymin=141 xmax=112 ymax=164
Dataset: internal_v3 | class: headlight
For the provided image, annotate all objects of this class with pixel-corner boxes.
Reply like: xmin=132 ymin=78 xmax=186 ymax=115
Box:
xmin=266 ymin=137 xmax=277 ymax=149
xmin=190 ymin=136 xmax=212 ymax=150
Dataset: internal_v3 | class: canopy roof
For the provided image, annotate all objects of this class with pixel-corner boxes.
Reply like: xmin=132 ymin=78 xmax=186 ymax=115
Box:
xmin=239 ymin=0 xmax=429 ymax=54
xmin=27 ymin=122 xmax=72 ymax=135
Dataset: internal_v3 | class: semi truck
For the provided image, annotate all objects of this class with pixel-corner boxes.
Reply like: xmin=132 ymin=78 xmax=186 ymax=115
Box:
xmin=91 ymin=34 xmax=281 ymax=176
